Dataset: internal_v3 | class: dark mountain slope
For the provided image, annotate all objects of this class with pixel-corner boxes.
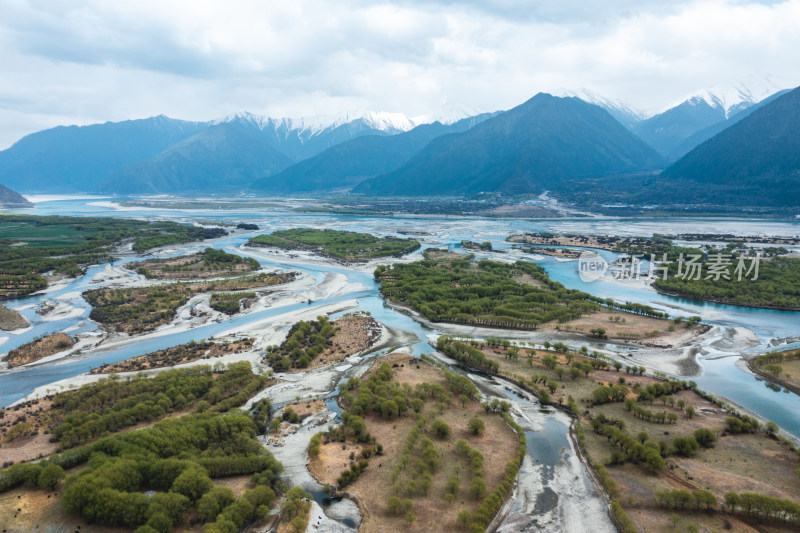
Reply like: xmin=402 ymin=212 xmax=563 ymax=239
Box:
xmin=0 ymin=116 xmax=208 ymax=193
xmin=669 ymin=89 xmax=790 ymax=160
xmin=354 ymin=93 xmax=663 ymax=196
xmin=649 ymin=85 xmax=800 ymax=207
xmin=99 ymin=122 xmax=294 ymax=194
xmin=0 ymin=184 xmax=32 ymax=208
xmin=631 ymin=99 xmax=726 ymax=159
xmin=251 ymin=114 xmax=496 ymax=193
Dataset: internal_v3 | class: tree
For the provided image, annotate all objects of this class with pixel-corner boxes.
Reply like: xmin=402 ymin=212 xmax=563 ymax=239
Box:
xmin=685 ymin=406 xmax=695 ymax=419
xmin=644 ymin=449 xmax=666 ymax=474
xmin=308 ymin=433 xmax=322 ymax=458
xmin=673 ymin=436 xmax=699 ymax=457
xmin=432 ymin=419 xmax=452 ymax=439
xmin=469 ymin=477 xmax=486 ymax=500
xmin=405 ymin=510 xmax=417 ymax=526
xmin=170 ymin=464 xmax=213 ymax=501
xmin=765 ymin=421 xmax=779 ymax=436
xmin=468 ymin=417 xmax=485 ymax=436
xmin=555 ymin=366 xmax=566 ymax=381
xmin=282 ymin=407 xmax=300 ymax=423
xmin=693 ymin=428 xmax=716 ymax=448
xmin=290 ymin=516 xmax=306 ymax=533
xmin=198 ymin=486 xmax=235 ymax=522
xmin=37 ymin=464 xmax=65 ymax=491
xmin=637 ymin=431 xmax=649 ymax=444
xmin=457 ymin=510 xmax=472 ymax=528
xmin=387 ymin=496 xmax=404 ymax=515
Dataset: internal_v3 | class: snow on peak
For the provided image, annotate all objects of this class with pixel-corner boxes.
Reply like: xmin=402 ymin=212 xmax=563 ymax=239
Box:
xmin=217 ymin=110 xmax=418 ymax=136
xmin=661 ymin=75 xmax=787 ymax=118
xmin=555 ymin=88 xmax=645 ymax=121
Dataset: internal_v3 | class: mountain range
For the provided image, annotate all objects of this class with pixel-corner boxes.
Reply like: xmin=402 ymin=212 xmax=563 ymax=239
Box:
xmin=650 ymin=85 xmax=800 ymax=207
xmin=0 ymin=77 xmax=797 ymax=210
xmin=250 ymin=113 xmax=498 ymax=193
xmin=0 ymin=110 xmax=440 ymax=194
xmin=354 ymin=94 xmax=663 ymax=196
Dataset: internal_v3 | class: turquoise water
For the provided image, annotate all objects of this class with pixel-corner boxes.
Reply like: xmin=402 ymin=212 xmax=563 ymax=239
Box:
xmin=2 ymin=198 xmax=800 ymax=435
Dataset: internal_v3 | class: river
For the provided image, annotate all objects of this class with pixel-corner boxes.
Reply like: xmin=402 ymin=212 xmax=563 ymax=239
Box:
xmin=2 ymin=197 xmax=800 ymax=440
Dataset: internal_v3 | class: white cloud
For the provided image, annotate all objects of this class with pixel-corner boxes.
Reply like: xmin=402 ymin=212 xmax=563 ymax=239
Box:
xmin=0 ymin=0 xmax=798 ymax=148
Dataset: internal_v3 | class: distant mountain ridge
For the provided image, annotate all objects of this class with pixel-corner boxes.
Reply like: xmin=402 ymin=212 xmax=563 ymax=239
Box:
xmin=556 ymin=88 xmax=645 ymax=128
xmin=0 ymin=184 xmax=32 ymax=208
xmin=99 ymin=122 xmax=295 ymax=194
xmin=628 ymin=77 xmax=786 ymax=160
xmin=649 ymin=85 xmax=800 ymax=207
xmin=354 ymin=93 xmax=663 ymax=196
xmin=0 ymin=109 xmax=471 ymax=194
xmin=0 ymin=116 xmax=208 ymax=193
xmin=0 ymin=78 xmax=796 ymax=208
xmin=251 ymin=113 xmax=498 ymax=193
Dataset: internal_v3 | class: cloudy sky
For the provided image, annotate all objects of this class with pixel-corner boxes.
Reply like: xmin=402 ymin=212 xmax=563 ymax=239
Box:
xmin=1 ymin=0 xmax=799 ymax=149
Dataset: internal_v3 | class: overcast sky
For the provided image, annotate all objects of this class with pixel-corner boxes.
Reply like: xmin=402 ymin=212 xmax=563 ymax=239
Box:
xmin=1 ymin=0 xmax=799 ymax=149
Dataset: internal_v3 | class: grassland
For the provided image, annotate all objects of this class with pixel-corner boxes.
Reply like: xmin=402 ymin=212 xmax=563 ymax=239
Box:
xmin=0 ymin=362 xmax=286 ymax=533
xmin=89 ymin=338 xmax=255 ymax=374
xmin=84 ymin=272 xmax=294 ymax=333
xmin=436 ymin=337 xmax=800 ymax=532
xmin=0 ymin=214 xmax=228 ymax=300
xmin=308 ymin=353 xmax=523 ymax=533
xmin=130 ymin=247 xmax=260 ymax=280
xmin=0 ymin=304 xmax=27 ymax=330
xmin=247 ymin=228 xmax=420 ymax=262
xmin=2 ymin=333 xmax=74 ymax=368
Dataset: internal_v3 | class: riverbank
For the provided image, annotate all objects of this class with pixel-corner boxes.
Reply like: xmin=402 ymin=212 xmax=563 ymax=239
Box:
xmin=425 ymin=347 xmax=616 ymax=533
xmin=654 ymin=286 xmax=800 ymax=312
xmin=743 ymin=357 xmax=800 ymax=398
xmin=385 ymin=300 xmax=709 ymax=376
xmin=434 ymin=336 xmax=800 ymax=533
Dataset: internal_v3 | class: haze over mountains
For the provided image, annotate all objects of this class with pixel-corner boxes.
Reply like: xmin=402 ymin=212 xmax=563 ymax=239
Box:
xmin=0 ymin=77 xmax=797 ymax=210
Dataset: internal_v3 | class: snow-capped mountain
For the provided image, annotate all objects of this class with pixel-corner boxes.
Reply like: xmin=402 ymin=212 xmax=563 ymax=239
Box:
xmin=219 ymin=104 xmax=488 ymax=141
xmin=219 ymin=110 xmax=416 ymax=137
xmin=631 ymin=76 xmax=789 ymax=160
xmin=656 ymin=75 xmax=786 ymax=118
xmin=556 ymin=88 xmax=645 ymax=128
